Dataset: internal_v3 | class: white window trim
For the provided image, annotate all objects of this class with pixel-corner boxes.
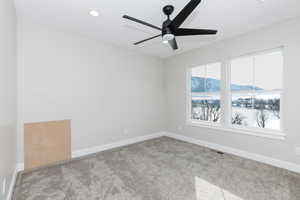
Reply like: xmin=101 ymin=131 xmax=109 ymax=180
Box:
xmin=186 ymin=120 xmax=285 ymax=140
xmin=186 ymin=47 xmax=286 ymax=140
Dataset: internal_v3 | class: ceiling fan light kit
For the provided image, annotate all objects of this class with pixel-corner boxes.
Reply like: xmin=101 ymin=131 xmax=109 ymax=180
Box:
xmin=162 ymin=33 xmax=175 ymax=42
xmin=123 ymin=0 xmax=217 ymax=50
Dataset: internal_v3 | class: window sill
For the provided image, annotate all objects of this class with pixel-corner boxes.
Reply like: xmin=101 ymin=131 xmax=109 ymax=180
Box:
xmin=186 ymin=120 xmax=286 ymax=140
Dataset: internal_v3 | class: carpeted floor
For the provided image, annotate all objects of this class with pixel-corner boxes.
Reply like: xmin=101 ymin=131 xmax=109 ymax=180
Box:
xmin=12 ymin=137 xmax=300 ymax=200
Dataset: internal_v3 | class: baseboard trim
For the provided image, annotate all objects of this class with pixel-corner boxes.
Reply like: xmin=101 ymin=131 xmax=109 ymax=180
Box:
xmin=6 ymin=166 xmax=18 ymax=200
xmin=72 ymin=132 xmax=165 ymax=158
xmin=16 ymin=163 xmax=24 ymax=172
xmin=165 ymin=132 xmax=300 ymax=174
xmin=15 ymin=131 xmax=300 ymax=174
xmin=16 ymin=132 xmax=165 ymax=172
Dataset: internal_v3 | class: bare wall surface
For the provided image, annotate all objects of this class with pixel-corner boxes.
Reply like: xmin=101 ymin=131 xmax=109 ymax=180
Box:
xmin=0 ymin=0 xmax=17 ymax=199
xmin=17 ymin=20 xmax=166 ymax=163
xmin=165 ymin=18 xmax=300 ymax=165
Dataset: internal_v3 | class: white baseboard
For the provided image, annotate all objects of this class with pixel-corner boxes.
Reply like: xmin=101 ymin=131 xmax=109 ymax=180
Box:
xmin=15 ymin=131 xmax=300 ymax=174
xmin=16 ymin=163 xmax=24 ymax=172
xmin=16 ymin=132 xmax=165 ymax=172
xmin=6 ymin=166 xmax=18 ymax=200
xmin=72 ymin=132 xmax=165 ymax=158
xmin=165 ymin=132 xmax=300 ymax=174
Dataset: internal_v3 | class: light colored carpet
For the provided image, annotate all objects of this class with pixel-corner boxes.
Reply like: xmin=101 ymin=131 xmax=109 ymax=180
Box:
xmin=12 ymin=137 xmax=300 ymax=200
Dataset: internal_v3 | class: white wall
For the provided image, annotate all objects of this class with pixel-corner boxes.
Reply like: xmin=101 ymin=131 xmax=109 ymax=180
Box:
xmin=17 ymin=20 xmax=166 ymax=163
xmin=0 ymin=0 xmax=17 ymax=199
xmin=165 ymin=17 xmax=300 ymax=165
xmin=17 ymin=16 xmax=300 ymax=168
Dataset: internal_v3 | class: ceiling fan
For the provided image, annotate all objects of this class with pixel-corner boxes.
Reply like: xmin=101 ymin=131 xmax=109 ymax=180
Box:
xmin=123 ymin=0 xmax=217 ymax=50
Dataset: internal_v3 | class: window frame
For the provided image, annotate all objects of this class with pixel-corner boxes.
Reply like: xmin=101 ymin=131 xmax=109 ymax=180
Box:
xmin=186 ymin=47 xmax=285 ymax=140
xmin=186 ymin=62 xmax=223 ymax=127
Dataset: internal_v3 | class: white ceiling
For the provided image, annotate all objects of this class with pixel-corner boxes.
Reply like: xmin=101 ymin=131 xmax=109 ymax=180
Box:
xmin=15 ymin=0 xmax=300 ymax=58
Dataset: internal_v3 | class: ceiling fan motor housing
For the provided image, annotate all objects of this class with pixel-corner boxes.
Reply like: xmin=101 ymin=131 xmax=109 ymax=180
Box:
xmin=162 ymin=20 xmax=173 ymax=35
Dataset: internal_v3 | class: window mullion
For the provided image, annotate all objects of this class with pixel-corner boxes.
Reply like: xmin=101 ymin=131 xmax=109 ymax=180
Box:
xmin=186 ymin=69 xmax=192 ymax=122
xmin=221 ymin=60 xmax=231 ymax=127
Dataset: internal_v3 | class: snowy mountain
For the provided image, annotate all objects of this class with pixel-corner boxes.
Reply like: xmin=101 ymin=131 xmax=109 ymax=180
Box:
xmin=191 ymin=77 xmax=262 ymax=92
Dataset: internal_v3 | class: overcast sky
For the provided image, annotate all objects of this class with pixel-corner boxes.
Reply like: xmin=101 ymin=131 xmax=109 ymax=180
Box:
xmin=192 ymin=50 xmax=283 ymax=90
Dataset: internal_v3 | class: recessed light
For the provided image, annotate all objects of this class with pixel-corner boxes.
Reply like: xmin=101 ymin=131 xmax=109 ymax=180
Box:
xmin=89 ymin=10 xmax=99 ymax=17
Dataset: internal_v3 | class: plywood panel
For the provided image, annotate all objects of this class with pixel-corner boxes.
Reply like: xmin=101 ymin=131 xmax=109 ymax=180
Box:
xmin=24 ymin=120 xmax=71 ymax=169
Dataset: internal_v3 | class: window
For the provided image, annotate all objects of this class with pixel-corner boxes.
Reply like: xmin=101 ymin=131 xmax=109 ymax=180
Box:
xmin=190 ymin=62 xmax=221 ymax=123
xmin=231 ymin=50 xmax=283 ymax=130
xmin=187 ymin=48 xmax=284 ymax=138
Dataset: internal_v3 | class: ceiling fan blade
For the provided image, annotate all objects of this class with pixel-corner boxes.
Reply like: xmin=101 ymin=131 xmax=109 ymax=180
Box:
xmin=123 ymin=15 xmax=162 ymax=31
xmin=134 ymin=34 xmax=162 ymax=45
xmin=175 ymin=28 xmax=217 ymax=36
xmin=170 ymin=0 xmax=201 ymax=29
xmin=168 ymin=38 xmax=178 ymax=50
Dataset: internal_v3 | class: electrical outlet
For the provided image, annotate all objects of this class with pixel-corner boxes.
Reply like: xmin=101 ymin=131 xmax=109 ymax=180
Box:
xmin=296 ymin=147 xmax=300 ymax=156
xmin=2 ymin=178 xmax=6 ymax=195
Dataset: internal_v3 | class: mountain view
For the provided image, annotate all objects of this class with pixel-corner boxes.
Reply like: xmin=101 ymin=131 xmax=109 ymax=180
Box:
xmin=191 ymin=77 xmax=262 ymax=92
xmin=191 ymin=77 xmax=280 ymax=130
